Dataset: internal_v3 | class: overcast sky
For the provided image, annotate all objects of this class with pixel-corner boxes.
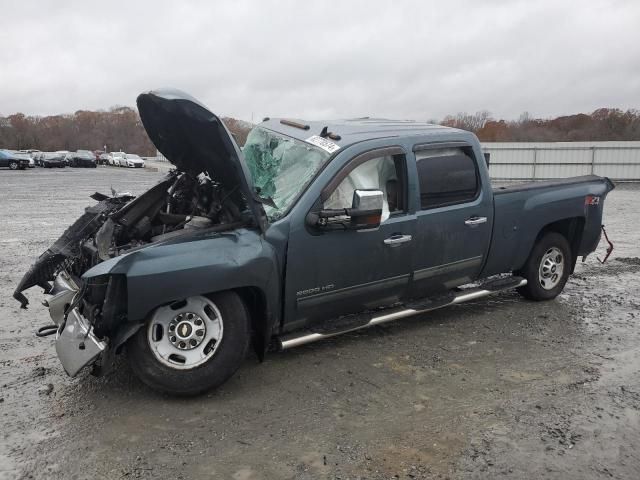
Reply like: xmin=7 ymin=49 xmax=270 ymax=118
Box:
xmin=1 ymin=0 xmax=638 ymax=122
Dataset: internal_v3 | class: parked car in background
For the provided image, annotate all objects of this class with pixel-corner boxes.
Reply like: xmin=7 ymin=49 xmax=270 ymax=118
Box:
xmin=109 ymin=151 xmax=126 ymax=166
xmin=36 ymin=152 xmax=48 ymax=167
xmin=17 ymin=150 xmax=38 ymax=167
xmin=32 ymin=152 xmax=43 ymax=166
xmin=55 ymin=151 xmax=70 ymax=166
xmin=41 ymin=152 xmax=66 ymax=168
xmin=98 ymin=153 xmax=110 ymax=165
xmin=122 ymin=153 xmax=145 ymax=168
xmin=0 ymin=150 xmax=30 ymax=169
xmin=16 ymin=151 xmax=37 ymax=168
xmin=13 ymin=151 xmax=35 ymax=167
xmin=67 ymin=151 xmax=97 ymax=168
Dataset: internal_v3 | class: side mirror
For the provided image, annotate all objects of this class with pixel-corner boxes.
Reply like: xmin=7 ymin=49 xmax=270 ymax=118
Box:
xmin=308 ymin=189 xmax=384 ymax=230
xmin=349 ymin=189 xmax=383 ymax=229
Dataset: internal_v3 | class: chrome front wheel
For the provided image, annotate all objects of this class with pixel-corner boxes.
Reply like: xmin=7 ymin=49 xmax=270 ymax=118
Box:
xmin=147 ymin=296 xmax=224 ymax=370
xmin=129 ymin=291 xmax=251 ymax=395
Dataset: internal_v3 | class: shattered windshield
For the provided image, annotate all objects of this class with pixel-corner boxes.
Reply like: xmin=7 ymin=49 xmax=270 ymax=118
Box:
xmin=243 ymin=127 xmax=331 ymax=220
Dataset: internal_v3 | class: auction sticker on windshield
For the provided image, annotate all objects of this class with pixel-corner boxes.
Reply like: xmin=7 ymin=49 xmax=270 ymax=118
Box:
xmin=305 ymin=135 xmax=341 ymax=154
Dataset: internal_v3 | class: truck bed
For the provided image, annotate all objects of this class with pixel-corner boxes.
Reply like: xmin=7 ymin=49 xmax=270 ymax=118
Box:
xmin=481 ymin=175 xmax=614 ymax=278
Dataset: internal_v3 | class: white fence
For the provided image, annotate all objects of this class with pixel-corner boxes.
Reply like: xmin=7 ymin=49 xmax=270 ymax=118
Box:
xmin=483 ymin=141 xmax=640 ymax=181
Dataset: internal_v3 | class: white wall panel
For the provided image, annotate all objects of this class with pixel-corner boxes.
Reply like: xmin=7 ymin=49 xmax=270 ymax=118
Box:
xmin=483 ymin=142 xmax=640 ymax=180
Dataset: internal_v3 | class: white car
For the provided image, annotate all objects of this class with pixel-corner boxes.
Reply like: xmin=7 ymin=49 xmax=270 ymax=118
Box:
xmin=13 ymin=152 xmax=35 ymax=168
xmin=109 ymin=152 xmax=125 ymax=166
xmin=121 ymin=154 xmax=145 ymax=168
xmin=27 ymin=150 xmax=40 ymax=167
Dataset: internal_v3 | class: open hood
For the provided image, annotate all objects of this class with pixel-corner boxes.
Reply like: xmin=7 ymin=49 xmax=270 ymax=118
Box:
xmin=137 ymin=88 xmax=267 ymax=232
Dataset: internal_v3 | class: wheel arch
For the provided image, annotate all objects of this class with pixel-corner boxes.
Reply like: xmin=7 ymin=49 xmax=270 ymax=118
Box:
xmin=529 ymin=216 xmax=585 ymax=273
xmin=232 ymin=286 xmax=272 ymax=361
xmin=135 ymin=285 xmax=275 ymax=361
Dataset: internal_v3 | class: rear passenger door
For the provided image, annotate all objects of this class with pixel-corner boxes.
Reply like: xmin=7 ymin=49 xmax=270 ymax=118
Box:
xmin=409 ymin=144 xmax=493 ymax=297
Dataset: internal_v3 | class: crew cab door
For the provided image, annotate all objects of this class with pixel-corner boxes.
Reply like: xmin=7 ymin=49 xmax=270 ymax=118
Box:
xmin=408 ymin=143 xmax=493 ymax=296
xmin=284 ymin=146 xmax=415 ymax=329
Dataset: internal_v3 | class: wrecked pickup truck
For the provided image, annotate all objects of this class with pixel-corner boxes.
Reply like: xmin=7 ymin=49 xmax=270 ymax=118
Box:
xmin=15 ymin=89 xmax=615 ymax=395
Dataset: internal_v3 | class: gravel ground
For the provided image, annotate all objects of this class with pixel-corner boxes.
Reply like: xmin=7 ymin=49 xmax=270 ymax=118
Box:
xmin=1 ymin=167 xmax=639 ymax=480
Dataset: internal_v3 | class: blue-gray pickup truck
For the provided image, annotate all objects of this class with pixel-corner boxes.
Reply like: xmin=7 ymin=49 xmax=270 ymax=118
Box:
xmin=15 ymin=89 xmax=615 ymax=395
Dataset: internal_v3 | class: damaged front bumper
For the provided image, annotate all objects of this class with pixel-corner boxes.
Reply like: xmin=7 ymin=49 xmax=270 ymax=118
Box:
xmin=47 ymin=272 xmax=106 ymax=377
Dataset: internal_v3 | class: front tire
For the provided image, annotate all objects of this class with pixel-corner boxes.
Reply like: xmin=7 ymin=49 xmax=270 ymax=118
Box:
xmin=128 ymin=291 xmax=251 ymax=395
xmin=9 ymin=161 xmax=18 ymax=170
xmin=516 ymin=232 xmax=571 ymax=301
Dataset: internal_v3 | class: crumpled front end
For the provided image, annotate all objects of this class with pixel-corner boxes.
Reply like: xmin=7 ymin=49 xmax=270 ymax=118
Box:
xmin=46 ymin=272 xmax=106 ymax=377
xmin=16 ymin=170 xmax=251 ymax=376
xmin=14 ymin=88 xmax=270 ymax=378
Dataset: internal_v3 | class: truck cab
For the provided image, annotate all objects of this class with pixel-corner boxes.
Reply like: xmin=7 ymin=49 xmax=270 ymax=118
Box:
xmin=258 ymin=118 xmax=495 ymax=331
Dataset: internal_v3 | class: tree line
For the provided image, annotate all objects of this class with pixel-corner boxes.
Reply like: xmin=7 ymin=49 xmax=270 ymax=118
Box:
xmin=0 ymin=107 xmax=252 ymax=156
xmin=1 ymin=106 xmax=638 ymax=156
xmin=440 ymin=108 xmax=640 ymax=142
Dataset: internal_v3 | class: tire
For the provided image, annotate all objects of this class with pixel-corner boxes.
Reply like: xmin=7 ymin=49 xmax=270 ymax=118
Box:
xmin=516 ymin=232 xmax=571 ymax=301
xmin=8 ymin=161 xmax=18 ymax=170
xmin=128 ymin=291 xmax=251 ymax=395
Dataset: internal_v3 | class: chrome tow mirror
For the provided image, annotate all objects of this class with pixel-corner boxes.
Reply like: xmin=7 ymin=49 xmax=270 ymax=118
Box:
xmin=349 ymin=189 xmax=383 ymax=229
xmin=308 ymin=189 xmax=384 ymax=230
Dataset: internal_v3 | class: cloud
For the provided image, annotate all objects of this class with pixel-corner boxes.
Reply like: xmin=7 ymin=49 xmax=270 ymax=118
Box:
xmin=1 ymin=0 xmax=638 ymax=121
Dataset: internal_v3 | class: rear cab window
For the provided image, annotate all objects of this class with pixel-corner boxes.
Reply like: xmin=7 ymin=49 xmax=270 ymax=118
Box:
xmin=414 ymin=147 xmax=479 ymax=209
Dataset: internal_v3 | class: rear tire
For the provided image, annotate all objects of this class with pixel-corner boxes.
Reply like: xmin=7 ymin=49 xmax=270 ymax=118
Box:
xmin=516 ymin=232 xmax=571 ymax=301
xmin=9 ymin=161 xmax=18 ymax=170
xmin=128 ymin=291 xmax=251 ymax=396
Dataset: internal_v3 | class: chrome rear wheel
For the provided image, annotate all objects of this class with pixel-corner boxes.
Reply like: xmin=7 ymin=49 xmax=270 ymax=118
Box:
xmin=538 ymin=247 xmax=565 ymax=290
xmin=516 ymin=232 xmax=571 ymax=301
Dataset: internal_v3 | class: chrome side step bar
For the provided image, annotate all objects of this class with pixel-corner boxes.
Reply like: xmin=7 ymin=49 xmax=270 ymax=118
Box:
xmin=278 ymin=277 xmax=527 ymax=350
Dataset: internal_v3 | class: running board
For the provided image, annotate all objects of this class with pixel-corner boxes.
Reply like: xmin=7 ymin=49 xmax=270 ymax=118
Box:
xmin=278 ymin=277 xmax=527 ymax=350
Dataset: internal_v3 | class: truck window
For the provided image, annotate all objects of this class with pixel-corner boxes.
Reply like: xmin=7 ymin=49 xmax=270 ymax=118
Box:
xmin=415 ymin=148 xmax=478 ymax=209
xmin=324 ymin=154 xmax=406 ymax=222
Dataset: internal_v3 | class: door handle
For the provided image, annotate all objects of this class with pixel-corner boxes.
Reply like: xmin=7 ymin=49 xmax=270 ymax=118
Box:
xmin=464 ymin=216 xmax=487 ymax=226
xmin=384 ymin=234 xmax=412 ymax=246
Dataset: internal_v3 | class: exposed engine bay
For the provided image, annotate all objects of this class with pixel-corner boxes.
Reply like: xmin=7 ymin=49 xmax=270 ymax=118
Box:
xmin=13 ymin=88 xmax=270 ymax=378
xmin=14 ymin=170 xmax=248 ymax=310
